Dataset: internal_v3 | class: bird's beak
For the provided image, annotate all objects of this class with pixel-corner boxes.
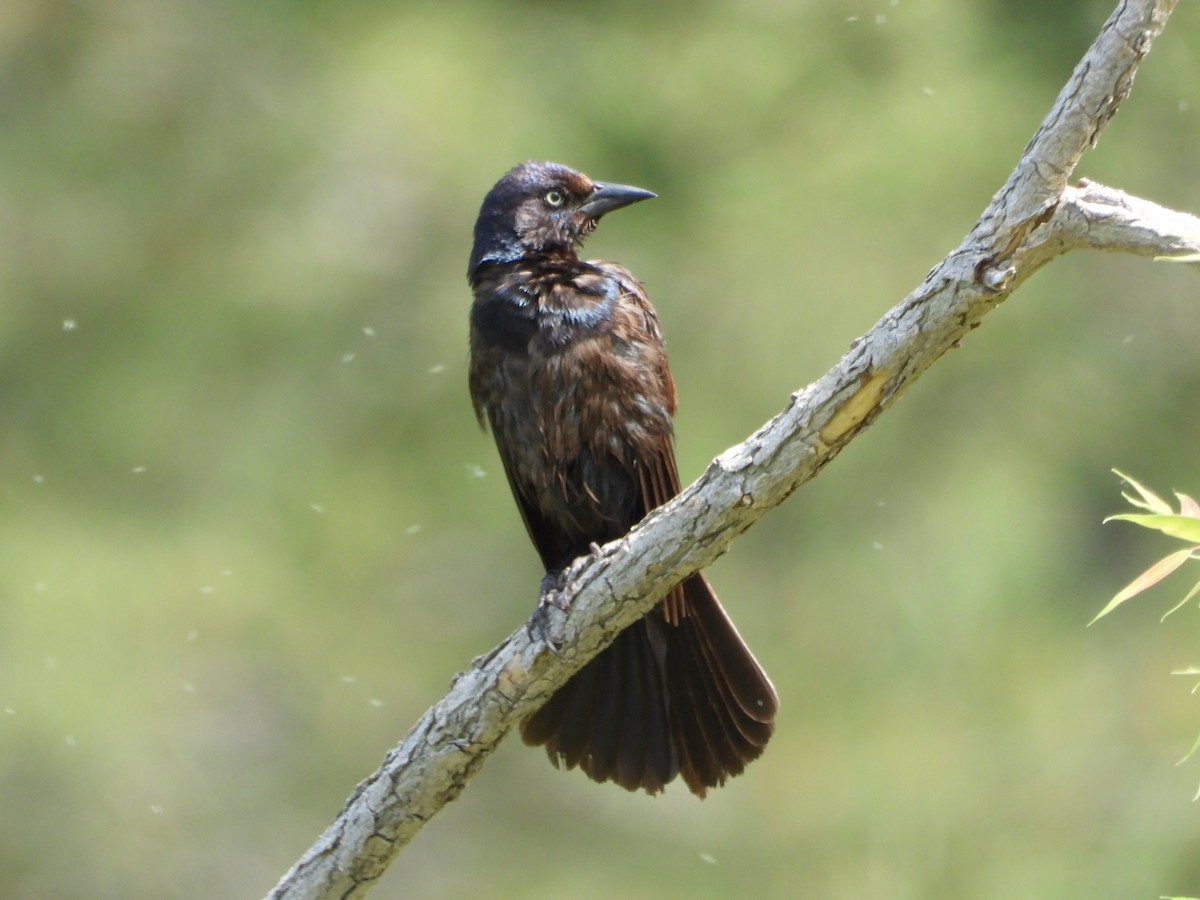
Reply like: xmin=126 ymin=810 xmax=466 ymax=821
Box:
xmin=579 ymin=181 xmax=656 ymax=218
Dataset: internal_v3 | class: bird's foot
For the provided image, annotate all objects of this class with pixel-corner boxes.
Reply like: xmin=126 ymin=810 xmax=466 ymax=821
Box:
xmin=528 ymin=569 xmax=571 ymax=653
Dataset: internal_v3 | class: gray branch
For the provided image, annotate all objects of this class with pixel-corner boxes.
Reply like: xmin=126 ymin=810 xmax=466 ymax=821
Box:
xmin=266 ymin=1 xmax=1189 ymax=897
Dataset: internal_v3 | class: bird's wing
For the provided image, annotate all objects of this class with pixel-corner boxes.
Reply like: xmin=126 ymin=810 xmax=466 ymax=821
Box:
xmin=493 ymin=443 xmax=579 ymax=573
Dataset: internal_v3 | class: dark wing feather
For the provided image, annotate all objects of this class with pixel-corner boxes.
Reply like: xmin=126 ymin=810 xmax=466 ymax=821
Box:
xmin=492 ymin=443 xmax=576 ymax=572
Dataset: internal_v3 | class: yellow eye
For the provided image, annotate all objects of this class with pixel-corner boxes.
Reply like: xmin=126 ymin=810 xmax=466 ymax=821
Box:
xmin=544 ymin=189 xmax=565 ymax=208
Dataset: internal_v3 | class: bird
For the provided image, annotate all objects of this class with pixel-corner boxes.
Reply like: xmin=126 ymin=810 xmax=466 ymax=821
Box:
xmin=467 ymin=161 xmax=777 ymax=797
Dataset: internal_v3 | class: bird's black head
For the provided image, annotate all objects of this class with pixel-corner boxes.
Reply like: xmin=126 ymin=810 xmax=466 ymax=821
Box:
xmin=467 ymin=161 xmax=655 ymax=280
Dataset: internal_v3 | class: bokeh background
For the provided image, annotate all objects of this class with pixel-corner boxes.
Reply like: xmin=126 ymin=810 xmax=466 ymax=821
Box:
xmin=2 ymin=0 xmax=1198 ymax=897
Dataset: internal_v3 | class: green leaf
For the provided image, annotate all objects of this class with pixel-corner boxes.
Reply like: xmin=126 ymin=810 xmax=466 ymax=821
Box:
xmin=1179 ymin=729 xmax=1200 ymax=766
xmin=1113 ymin=469 xmax=1173 ymax=514
xmin=1103 ymin=514 xmax=1200 ymax=543
xmin=1162 ymin=578 xmax=1200 ymax=621
xmin=1090 ymin=548 xmax=1197 ymax=624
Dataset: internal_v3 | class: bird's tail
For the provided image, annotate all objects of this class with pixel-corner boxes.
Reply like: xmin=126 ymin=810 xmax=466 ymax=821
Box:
xmin=519 ymin=573 xmax=777 ymax=796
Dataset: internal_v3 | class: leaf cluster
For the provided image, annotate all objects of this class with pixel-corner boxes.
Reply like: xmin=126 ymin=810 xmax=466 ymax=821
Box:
xmin=1099 ymin=469 xmax=1200 ymax=796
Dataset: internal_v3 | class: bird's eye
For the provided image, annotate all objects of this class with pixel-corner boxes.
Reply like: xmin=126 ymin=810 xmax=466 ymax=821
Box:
xmin=543 ymin=189 xmax=565 ymax=208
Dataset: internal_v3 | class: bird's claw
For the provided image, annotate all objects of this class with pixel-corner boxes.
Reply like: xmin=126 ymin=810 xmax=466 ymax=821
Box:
xmin=539 ymin=569 xmax=573 ymax=610
xmin=528 ymin=570 xmax=571 ymax=653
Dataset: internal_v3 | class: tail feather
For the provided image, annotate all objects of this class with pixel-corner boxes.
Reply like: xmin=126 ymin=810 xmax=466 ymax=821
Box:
xmin=520 ymin=574 xmax=776 ymax=796
xmin=669 ymin=620 xmax=744 ymax=794
xmin=690 ymin=629 xmax=774 ymax=751
xmin=580 ymin=632 xmax=623 ymax=783
xmin=683 ymin=574 xmax=778 ymax=724
xmin=552 ymin=660 xmax=596 ymax=770
xmin=636 ymin=622 xmax=679 ymax=791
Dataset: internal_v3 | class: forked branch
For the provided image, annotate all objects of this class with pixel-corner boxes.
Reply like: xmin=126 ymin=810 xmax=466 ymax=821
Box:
xmin=267 ymin=1 xmax=1193 ymax=897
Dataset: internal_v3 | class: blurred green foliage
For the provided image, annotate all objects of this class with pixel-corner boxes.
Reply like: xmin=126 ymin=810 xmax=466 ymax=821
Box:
xmin=2 ymin=0 xmax=1198 ymax=897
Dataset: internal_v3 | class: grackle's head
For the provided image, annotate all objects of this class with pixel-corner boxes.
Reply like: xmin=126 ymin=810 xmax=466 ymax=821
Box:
xmin=468 ymin=161 xmax=655 ymax=279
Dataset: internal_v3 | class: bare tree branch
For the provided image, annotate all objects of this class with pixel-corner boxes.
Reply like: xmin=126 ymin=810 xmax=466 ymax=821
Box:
xmin=267 ymin=1 xmax=1188 ymax=897
xmin=1051 ymin=180 xmax=1200 ymax=261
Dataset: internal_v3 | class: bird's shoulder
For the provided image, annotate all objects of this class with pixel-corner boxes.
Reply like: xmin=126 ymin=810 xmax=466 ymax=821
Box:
xmin=472 ymin=255 xmax=660 ymax=345
xmin=579 ymin=259 xmax=666 ymax=351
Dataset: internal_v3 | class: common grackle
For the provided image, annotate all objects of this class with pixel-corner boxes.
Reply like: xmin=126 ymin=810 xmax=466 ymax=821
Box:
xmin=467 ymin=161 xmax=777 ymax=796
